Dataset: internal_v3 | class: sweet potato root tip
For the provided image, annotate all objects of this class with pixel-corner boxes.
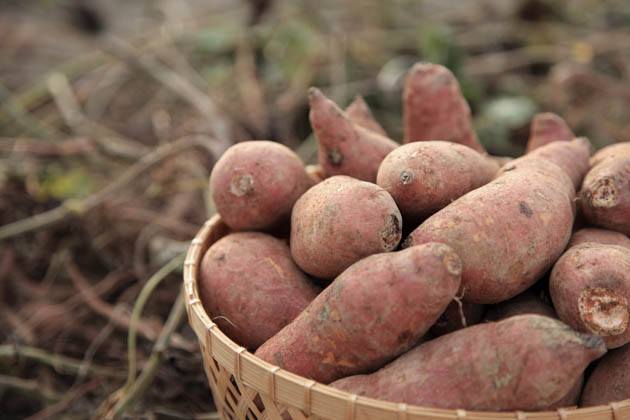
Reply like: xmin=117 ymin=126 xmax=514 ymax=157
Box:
xmin=578 ymin=287 xmax=629 ymax=336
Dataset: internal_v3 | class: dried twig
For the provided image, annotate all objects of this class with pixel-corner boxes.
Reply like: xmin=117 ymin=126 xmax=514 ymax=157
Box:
xmin=125 ymin=253 xmax=185 ymax=387
xmin=0 ymin=345 xmax=124 ymax=379
xmin=97 ymin=289 xmax=187 ymax=418
xmin=0 ymin=374 xmax=62 ymax=403
xmin=47 ymin=72 xmax=148 ymax=160
xmin=66 ymin=260 xmax=193 ymax=352
xmin=100 ymin=35 xmax=231 ymax=146
xmin=0 ymin=135 xmax=215 ymax=242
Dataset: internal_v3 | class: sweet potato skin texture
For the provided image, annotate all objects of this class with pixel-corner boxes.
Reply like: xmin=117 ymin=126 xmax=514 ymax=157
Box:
xmin=590 ymin=141 xmax=630 ymax=167
xmin=290 ymin=176 xmax=402 ymax=279
xmin=210 ymin=141 xmax=313 ymax=231
xmin=406 ymin=158 xmax=575 ymax=303
xmin=550 ymin=242 xmax=630 ymax=348
xmin=429 ymin=300 xmax=485 ymax=336
xmin=345 ymin=95 xmax=387 ymax=136
xmin=569 ymin=227 xmax=630 ymax=249
xmin=485 ymin=291 xmax=557 ymax=321
xmin=507 ymin=138 xmax=592 ymax=189
xmin=549 ymin=376 xmax=584 ymax=409
xmin=199 ymin=232 xmax=320 ymax=350
xmin=376 ymin=141 xmax=498 ymax=221
xmin=526 ymin=112 xmax=574 ymax=153
xmin=581 ymin=344 xmax=630 ymax=406
xmin=255 ymin=243 xmax=462 ymax=384
xmin=580 ymin=155 xmax=630 ymax=235
xmin=331 ymin=315 xmax=606 ymax=411
xmin=403 ymin=63 xmax=485 ymax=153
xmin=309 ymin=88 xmax=398 ymax=182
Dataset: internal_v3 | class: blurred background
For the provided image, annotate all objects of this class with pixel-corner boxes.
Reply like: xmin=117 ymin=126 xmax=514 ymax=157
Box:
xmin=1 ymin=0 xmax=630 ymax=418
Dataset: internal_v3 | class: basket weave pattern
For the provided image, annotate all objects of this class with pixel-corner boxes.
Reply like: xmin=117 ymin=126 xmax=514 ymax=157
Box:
xmin=184 ymin=215 xmax=630 ymax=420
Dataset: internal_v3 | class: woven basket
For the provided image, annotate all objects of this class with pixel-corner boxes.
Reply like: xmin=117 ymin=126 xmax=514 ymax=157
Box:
xmin=184 ymin=215 xmax=630 ymax=420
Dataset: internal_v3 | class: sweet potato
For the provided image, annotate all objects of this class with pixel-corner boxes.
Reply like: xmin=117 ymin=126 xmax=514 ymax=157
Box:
xmin=376 ymin=141 xmax=499 ymax=221
xmin=331 ymin=315 xmax=606 ymax=411
xmin=209 ymin=141 xmax=313 ymax=231
xmin=569 ymin=227 xmax=630 ymax=249
xmin=590 ymin=141 xmax=630 ymax=167
xmin=255 ymin=243 xmax=462 ymax=384
xmin=581 ymin=344 xmax=630 ymax=406
xmin=580 ymin=154 xmax=630 ymax=235
xmin=290 ymin=176 xmax=402 ymax=279
xmin=485 ymin=291 xmax=556 ymax=321
xmin=345 ymin=95 xmax=387 ymax=136
xmin=406 ymin=158 xmax=575 ymax=303
xmin=550 ymin=242 xmax=630 ymax=348
xmin=309 ymin=88 xmax=398 ymax=182
xmin=525 ymin=112 xmax=574 ymax=153
xmin=199 ymin=232 xmax=320 ymax=349
xmin=550 ymin=376 xmax=584 ymax=409
xmin=429 ymin=300 xmax=485 ymax=336
xmin=503 ymin=137 xmax=592 ymax=189
xmin=402 ymin=63 xmax=485 ymax=153
xmin=489 ymin=155 xmax=513 ymax=168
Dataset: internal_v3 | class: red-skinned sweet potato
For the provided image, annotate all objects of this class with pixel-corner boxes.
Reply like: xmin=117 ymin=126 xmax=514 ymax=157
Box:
xmin=550 ymin=242 xmax=630 ymax=348
xmin=309 ymin=88 xmax=398 ymax=182
xmin=255 ymin=243 xmax=462 ymax=384
xmin=199 ymin=232 xmax=320 ymax=350
xmin=525 ymin=112 xmax=574 ymax=153
xmin=376 ymin=141 xmax=498 ymax=221
xmin=503 ymin=137 xmax=592 ymax=189
xmin=485 ymin=291 xmax=557 ymax=321
xmin=331 ymin=315 xmax=606 ymax=411
xmin=580 ymin=155 xmax=630 ymax=235
xmin=209 ymin=141 xmax=313 ymax=231
xmin=568 ymin=227 xmax=630 ymax=249
xmin=402 ymin=63 xmax=485 ymax=153
xmin=291 ymin=175 xmax=402 ymax=279
xmin=581 ymin=344 xmax=630 ymax=406
xmin=550 ymin=376 xmax=584 ymax=409
xmin=406 ymin=158 xmax=575 ymax=303
xmin=345 ymin=95 xmax=387 ymax=136
xmin=590 ymin=141 xmax=630 ymax=167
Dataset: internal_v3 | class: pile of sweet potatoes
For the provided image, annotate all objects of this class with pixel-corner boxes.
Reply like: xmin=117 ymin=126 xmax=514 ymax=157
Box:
xmin=199 ymin=62 xmax=630 ymax=412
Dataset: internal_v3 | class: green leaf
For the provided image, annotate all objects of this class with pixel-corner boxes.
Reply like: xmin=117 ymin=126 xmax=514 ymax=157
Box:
xmin=40 ymin=165 xmax=94 ymax=200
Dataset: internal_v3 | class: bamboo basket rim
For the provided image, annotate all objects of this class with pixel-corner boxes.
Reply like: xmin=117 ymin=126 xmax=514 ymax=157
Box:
xmin=183 ymin=214 xmax=630 ymax=420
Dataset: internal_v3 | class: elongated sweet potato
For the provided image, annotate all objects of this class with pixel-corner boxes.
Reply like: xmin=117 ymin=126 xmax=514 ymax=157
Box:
xmin=406 ymin=158 xmax=575 ymax=303
xmin=345 ymin=95 xmax=387 ymax=136
xmin=331 ymin=315 xmax=606 ymax=411
xmin=581 ymin=344 xmax=630 ymax=406
xmin=403 ymin=63 xmax=485 ymax=153
xmin=569 ymin=227 xmax=630 ymax=249
xmin=429 ymin=300 xmax=485 ymax=336
xmin=376 ymin=141 xmax=498 ymax=221
xmin=525 ymin=112 xmax=574 ymax=152
xmin=550 ymin=242 xmax=630 ymax=348
xmin=503 ymin=137 xmax=592 ymax=189
xmin=210 ymin=141 xmax=313 ymax=231
xmin=309 ymin=88 xmax=398 ymax=182
xmin=580 ymin=155 xmax=630 ymax=235
xmin=485 ymin=291 xmax=556 ymax=321
xmin=255 ymin=243 xmax=462 ymax=384
xmin=291 ymin=176 xmax=402 ymax=279
xmin=590 ymin=141 xmax=630 ymax=167
xmin=199 ymin=232 xmax=320 ymax=349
